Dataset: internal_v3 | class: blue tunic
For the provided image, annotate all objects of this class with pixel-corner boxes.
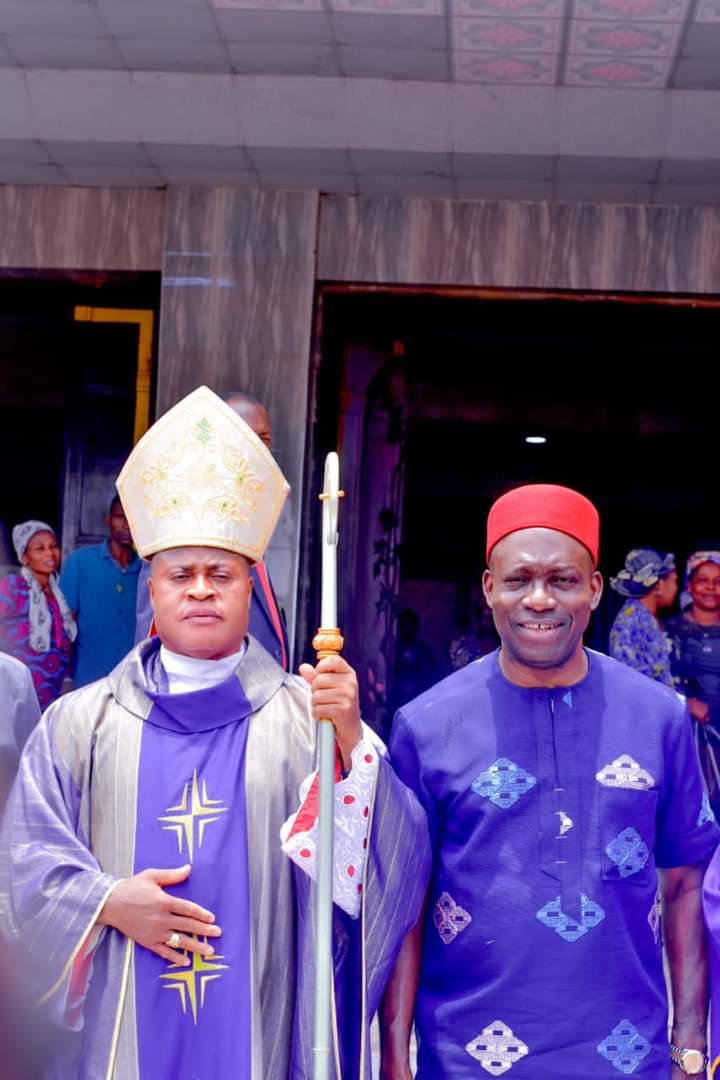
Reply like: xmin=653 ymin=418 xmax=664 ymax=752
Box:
xmin=60 ymin=541 xmax=140 ymax=686
xmin=390 ymin=649 xmax=719 ymax=1079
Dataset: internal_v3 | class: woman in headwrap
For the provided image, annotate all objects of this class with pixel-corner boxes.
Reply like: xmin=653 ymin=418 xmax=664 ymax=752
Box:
xmin=608 ymin=547 xmax=678 ymax=687
xmin=666 ymin=551 xmax=720 ymax=816
xmin=0 ymin=521 xmax=76 ymax=710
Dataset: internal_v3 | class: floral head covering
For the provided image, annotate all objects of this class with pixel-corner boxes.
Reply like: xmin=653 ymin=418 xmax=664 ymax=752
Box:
xmin=10 ymin=519 xmax=76 ymax=653
xmin=680 ymin=550 xmax=720 ymax=610
xmin=610 ymin=548 xmax=676 ymax=598
xmin=12 ymin=520 xmax=56 ymax=562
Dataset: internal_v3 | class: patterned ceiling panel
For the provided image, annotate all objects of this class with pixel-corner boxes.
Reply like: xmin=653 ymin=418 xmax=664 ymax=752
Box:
xmin=0 ymin=0 xmax=717 ymax=89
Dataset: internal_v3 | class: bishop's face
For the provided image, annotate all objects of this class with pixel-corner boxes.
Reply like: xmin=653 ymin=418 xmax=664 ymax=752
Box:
xmin=149 ymin=546 xmax=252 ymax=660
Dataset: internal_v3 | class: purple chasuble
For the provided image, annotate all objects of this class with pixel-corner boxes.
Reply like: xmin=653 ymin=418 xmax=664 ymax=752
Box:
xmin=133 ymin=660 xmax=252 ymax=1080
xmin=391 ymin=649 xmax=719 ymax=1079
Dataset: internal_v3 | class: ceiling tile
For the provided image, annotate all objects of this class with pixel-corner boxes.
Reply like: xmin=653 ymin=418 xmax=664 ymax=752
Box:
xmin=455 ymin=176 xmax=553 ymax=197
xmin=228 ymin=41 xmax=341 ymax=72
xmin=145 ymin=143 xmax=252 ymax=167
xmin=654 ymin=183 xmax=720 ymax=204
xmin=142 ymin=0 xmax=212 ymax=6
xmin=117 ymin=39 xmax=232 ymax=72
xmin=160 ymin=166 xmax=257 ymax=184
xmin=329 ymin=0 xmax=444 ymax=14
xmin=569 ymin=19 xmax=681 ymax=53
xmin=130 ymin=71 xmax=240 ymax=143
xmin=557 ymin=83 xmax=665 ymax=152
xmin=658 ymin=157 xmax=720 ymax=182
xmin=672 ymin=55 xmax=720 ymax=84
xmin=455 ymin=49 xmax=558 ymax=78
xmin=0 ymin=138 xmax=51 ymax=163
xmin=0 ymin=162 xmax=69 ymax=184
xmin=358 ymin=171 xmax=456 ymax=194
xmin=25 ymin=71 xmax=141 ymax=141
xmin=681 ymin=23 xmax=720 ymax=54
xmin=257 ymin=171 xmax=358 ymax=192
xmin=43 ymin=139 xmax=150 ymax=165
xmin=553 ymin=179 xmax=653 ymax=200
xmin=6 ymin=35 xmax=126 ymax=69
xmin=97 ymin=3 xmax=220 ymax=41
xmin=247 ymin=145 xmax=352 ymax=171
xmin=565 ymin=54 xmax=670 ymax=83
xmin=556 ymin=153 xmax=657 ymax=180
xmin=453 ymin=151 xmax=555 ymax=177
xmin=453 ymin=16 xmax=563 ymax=50
xmin=0 ymin=37 xmax=19 ymax=65
xmin=452 ymin=0 xmax=565 ymax=14
xmin=334 ymin=12 xmax=447 ymax=47
xmin=0 ymin=3 xmax=109 ymax=37
xmin=212 ymin=0 xmax=323 ymax=10
xmin=572 ymin=0 xmax=690 ymax=20
xmin=213 ymin=9 xmax=333 ymax=41
xmin=339 ymin=44 xmax=449 ymax=77
xmin=62 ymin=163 xmax=164 ymax=186
xmin=351 ymin=148 xmax=452 ymax=173
xmin=694 ymin=0 xmax=720 ymax=20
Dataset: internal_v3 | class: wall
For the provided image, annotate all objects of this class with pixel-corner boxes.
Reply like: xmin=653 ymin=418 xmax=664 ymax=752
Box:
xmin=156 ymin=187 xmax=320 ymax=653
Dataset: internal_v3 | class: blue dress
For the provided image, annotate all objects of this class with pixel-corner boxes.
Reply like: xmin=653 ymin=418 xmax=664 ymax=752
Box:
xmin=609 ymin=599 xmax=675 ymax=688
xmin=390 ymin=649 xmax=718 ymax=1078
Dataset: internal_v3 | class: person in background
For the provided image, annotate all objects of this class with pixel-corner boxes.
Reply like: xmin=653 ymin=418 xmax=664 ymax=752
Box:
xmin=0 ymin=521 xmax=76 ymax=709
xmin=134 ymin=391 xmax=289 ymax=669
xmin=667 ymin=551 xmax=720 ymax=819
xmin=60 ymin=496 xmax=140 ymax=687
xmin=0 ymin=652 xmax=41 ymax=812
xmin=609 ymin=548 xmax=678 ymax=687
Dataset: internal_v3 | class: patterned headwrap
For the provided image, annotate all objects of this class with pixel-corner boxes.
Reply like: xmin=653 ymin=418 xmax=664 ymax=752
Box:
xmin=680 ymin=550 xmax=720 ymax=610
xmin=12 ymin=520 xmax=54 ymax=562
xmin=610 ymin=549 xmax=675 ymax=598
xmin=10 ymin=520 xmax=77 ymax=653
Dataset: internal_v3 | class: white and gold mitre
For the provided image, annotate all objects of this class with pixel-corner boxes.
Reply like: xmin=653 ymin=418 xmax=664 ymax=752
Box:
xmin=116 ymin=385 xmax=290 ymax=560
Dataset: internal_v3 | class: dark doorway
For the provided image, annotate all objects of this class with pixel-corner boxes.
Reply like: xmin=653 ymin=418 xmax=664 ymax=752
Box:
xmin=304 ymin=285 xmax=719 ymax=734
xmin=0 ymin=270 xmax=160 ymax=573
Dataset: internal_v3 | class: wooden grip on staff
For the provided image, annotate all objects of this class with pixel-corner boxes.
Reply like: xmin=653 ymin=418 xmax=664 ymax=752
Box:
xmin=312 ymin=627 xmax=344 ymax=660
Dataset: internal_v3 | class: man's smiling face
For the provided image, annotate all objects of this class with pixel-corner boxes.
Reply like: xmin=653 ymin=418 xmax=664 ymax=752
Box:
xmin=483 ymin=527 xmax=603 ymax=676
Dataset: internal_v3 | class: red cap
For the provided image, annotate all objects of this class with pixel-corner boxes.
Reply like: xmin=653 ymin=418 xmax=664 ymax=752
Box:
xmin=486 ymin=484 xmax=600 ymax=565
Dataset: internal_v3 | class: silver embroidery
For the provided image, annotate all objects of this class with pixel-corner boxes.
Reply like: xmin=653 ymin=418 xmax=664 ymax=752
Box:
xmin=466 ymin=1021 xmax=529 ymax=1076
xmin=433 ymin=892 xmax=472 ymax=944
xmin=647 ymin=893 xmax=661 ymax=944
xmin=699 ymin=793 xmax=714 ymax=826
xmin=596 ymin=755 xmax=655 ymax=791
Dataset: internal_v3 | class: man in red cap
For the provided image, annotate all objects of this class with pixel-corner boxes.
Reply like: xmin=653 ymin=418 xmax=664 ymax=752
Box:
xmin=381 ymin=484 xmax=718 ymax=1080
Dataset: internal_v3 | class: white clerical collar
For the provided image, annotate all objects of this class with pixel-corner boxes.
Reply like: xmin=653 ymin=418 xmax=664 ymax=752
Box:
xmin=159 ymin=642 xmax=246 ymax=695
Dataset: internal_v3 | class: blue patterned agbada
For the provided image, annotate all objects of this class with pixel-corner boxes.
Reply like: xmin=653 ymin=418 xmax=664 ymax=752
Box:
xmin=390 ymin=649 xmax=718 ymax=1078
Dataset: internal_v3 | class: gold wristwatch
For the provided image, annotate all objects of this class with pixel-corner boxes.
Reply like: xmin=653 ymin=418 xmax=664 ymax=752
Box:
xmin=670 ymin=1044 xmax=708 ymax=1075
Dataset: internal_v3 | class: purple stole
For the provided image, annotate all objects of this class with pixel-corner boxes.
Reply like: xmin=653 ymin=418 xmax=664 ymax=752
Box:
xmin=133 ymin=671 xmax=252 ymax=1080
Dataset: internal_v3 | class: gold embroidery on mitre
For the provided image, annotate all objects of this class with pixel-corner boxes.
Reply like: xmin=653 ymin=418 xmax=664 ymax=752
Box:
xmin=116 ymin=386 xmax=290 ymax=560
xmin=140 ymin=416 xmax=262 ymax=527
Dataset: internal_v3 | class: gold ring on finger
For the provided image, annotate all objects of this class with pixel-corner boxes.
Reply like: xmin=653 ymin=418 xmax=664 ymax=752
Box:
xmin=166 ymin=932 xmax=182 ymax=949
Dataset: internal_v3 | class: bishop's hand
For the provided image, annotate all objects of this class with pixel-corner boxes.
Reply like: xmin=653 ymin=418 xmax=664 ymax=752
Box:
xmin=97 ymin=865 xmax=222 ymax=966
xmin=298 ymin=654 xmax=362 ymax=772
